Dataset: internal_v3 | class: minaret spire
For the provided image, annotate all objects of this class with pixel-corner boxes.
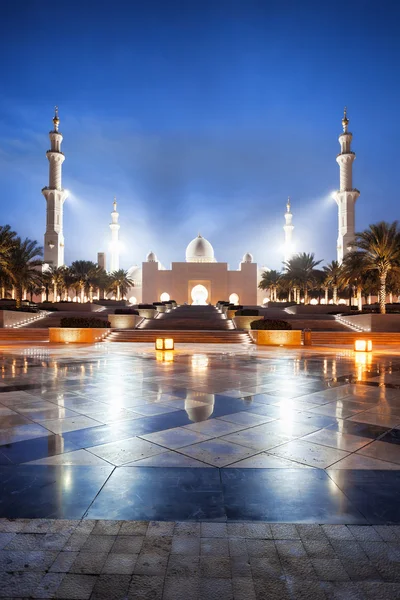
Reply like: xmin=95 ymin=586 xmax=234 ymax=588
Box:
xmin=283 ymin=197 xmax=294 ymax=263
xmin=334 ymin=107 xmax=360 ymax=263
xmin=109 ymin=197 xmax=120 ymax=272
xmin=42 ymin=106 xmax=68 ymax=266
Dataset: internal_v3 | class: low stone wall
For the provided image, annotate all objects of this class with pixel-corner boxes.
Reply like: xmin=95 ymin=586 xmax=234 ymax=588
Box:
xmin=0 ymin=310 xmax=45 ymax=328
xmin=250 ymin=330 xmax=302 ymax=346
xmin=285 ymin=305 xmax=352 ymax=315
xmin=41 ymin=303 xmax=104 ymax=312
xmin=138 ymin=308 xmax=157 ymax=319
xmin=108 ymin=314 xmax=142 ymax=329
xmin=233 ymin=316 xmax=261 ymax=330
xmin=49 ymin=328 xmax=109 ymax=343
xmin=341 ymin=314 xmax=400 ymax=332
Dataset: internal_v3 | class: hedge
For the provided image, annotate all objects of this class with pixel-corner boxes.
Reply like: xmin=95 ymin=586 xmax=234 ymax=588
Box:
xmin=250 ymin=319 xmax=292 ymax=330
xmin=60 ymin=317 xmax=110 ymax=328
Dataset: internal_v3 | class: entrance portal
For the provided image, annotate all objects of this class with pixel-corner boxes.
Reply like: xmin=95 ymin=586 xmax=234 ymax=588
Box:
xmin=191 ymin=284 xmax=208 ymax=305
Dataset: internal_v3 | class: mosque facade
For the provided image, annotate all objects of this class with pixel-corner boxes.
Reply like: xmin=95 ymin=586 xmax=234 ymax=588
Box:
xmin=42 ymin=108 xmax=358 ymax=305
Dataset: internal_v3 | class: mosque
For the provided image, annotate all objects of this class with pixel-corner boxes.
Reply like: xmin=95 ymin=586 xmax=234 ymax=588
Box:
xmin=42 ymin=108 xmax=358 ymax=305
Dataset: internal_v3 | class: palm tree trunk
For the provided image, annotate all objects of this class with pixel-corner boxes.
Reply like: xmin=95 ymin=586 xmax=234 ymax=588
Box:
xmin=379 ymin=274 xmax=387 ymax=314
xmin=15 ymin=286 xmax=22 ymax=309
xmin=80 ymin=285 xmax=84 ymax=303
xmin=53 ymin=283 xmax=57 ymax=302
xmin=333 ymin=286 xmax=337 ymax=305
xmin=389 ymin=292 xmax=393 ymax=304
xmin=357 ymin=286 xmax=362 ymax=311
xmin=304 ymin=288 xmax=308 ymax=305
xmin=288 ymin=289 xmax=291 ymax=302
xmin=89 ymin=285 xmax=93 ymax=303
xmin=117 ymin=285 xmax=121 ymax=301
xmin=324 ymin=287 xmax=328 ymax=305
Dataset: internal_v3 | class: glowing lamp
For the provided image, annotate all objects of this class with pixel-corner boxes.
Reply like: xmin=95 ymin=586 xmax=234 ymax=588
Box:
xmin=354 ymin=339 xmax=372 ymax=352
xmin=155 ymin=338 xmax=174 ymax=351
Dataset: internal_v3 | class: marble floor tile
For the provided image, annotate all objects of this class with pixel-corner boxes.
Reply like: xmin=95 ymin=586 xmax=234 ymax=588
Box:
xmin=183 ymin=419 xmax=247 ymax=437
xmin=126 ymin=450 xmax=214 ymax=467
xmin=87 ymin=437 xmax=166 ymax=466
xmin=140 ymin=426 xmax=213 ymax=449
xmin=24 ymin=449 xmax=111 ymax=466
xmin=221 ymin=425 xmax=290 ymax=451
xmin=269 ymin=440 xmax=349 ymax=469
xmin=41 ymin=415 xmax=103 ymax=434
xmin=178 ymin=439 xmax=257 ymax=467
xmin=328 ymin=454 xmax=400 ymax=470
xmin=217 ymin=412 xmax=274 ymax=426
xmin=226 ymin=452 xmax=313 ymax=468
xmin=300 ymin=429 xmax=373 ymax=452
xmin=347 ymin=413 xmax=400 ymax=428
xmin=356 ymin=440 xmax=400 ymax=465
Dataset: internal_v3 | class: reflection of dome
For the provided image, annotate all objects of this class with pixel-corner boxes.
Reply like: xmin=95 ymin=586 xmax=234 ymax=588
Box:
xmin=185 ymin=392 xmax=215 ymax=422
xmin=146 ymin=251 xmax=157 ymax=262
xmin=186 ymin=234 xmax=216 ymax=263
xmin=242 ymin=252 xmax=253 ymax=263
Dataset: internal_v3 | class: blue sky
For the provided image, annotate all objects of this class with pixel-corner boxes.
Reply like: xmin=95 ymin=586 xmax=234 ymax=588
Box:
xmin=0 ymin=0 xmax=399 ymax=270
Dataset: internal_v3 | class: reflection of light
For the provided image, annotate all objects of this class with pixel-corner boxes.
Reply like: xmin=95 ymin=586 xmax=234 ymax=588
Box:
xmin=191 ymin=354 xmax=209 ymax=371
xmin=156 ymin=351 xmax=174 ymax=363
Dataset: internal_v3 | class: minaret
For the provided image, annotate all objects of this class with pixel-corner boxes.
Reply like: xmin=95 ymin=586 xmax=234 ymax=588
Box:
xmin=109 ymin=197 xmax=120 ymax=272
xmin=334 ymin=108 xmax=360 ymax=263
xmin=42 ymin=107 xmax=68 ymax=266
xmin=283 ymin=197 xmax=294 ymax=263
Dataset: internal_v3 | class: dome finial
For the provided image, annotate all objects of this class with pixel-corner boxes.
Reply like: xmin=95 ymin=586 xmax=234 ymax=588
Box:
xmin=342 ymin=106 xmax=349 ymax=132
xmin=53 ymin=105 xmax=60 ymax=132
xmin=287 ymin=196 xmax=291 ymax=212
xmin=113 ymin=196 xmax=117 ymax=211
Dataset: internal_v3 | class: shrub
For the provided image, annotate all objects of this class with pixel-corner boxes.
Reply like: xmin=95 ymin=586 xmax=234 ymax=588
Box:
xmin=114 ymin=308 xmax=139 ymax=315
xmin=236 ymin=309 xmax=259 ymax=316
xmin=153 ymin=302 xmax=163 ymax=306
xmin=138 ymin=304 xmax=155 ymax=309
xmin=60 ymin=317 xmax=110 ymax=328
xmin=251 ymin=319 xmax=292 ymax=330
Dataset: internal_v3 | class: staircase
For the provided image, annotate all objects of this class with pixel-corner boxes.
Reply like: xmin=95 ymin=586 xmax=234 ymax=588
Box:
xmin=109 ymin=304 xmax=250 ymax=343
xmin=0 ymin=328 xmax=49 ymax=342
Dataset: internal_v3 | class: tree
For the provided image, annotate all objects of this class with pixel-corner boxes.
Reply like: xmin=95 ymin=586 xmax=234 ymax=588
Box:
xmin=69 ymin=260 xmax=99 ymax=302
xmin=323 ymin=260 xmax=343 ymax=305
xmin=353 ymin=221 xmax=400 ymax=314
xmin=341 ymin=252 xmax=366 ymax=310
xmin=9 ymin=238 xmax=43 ymax=308
xmin=108 ymin=269 xmax=134 ymax=301
xmin=283 ymin=253 xmax=322 ymax=304
xmin=258 ymin=270 xmax=281 ymax=302
xmin=0 ymin=225 xmax=17 ymax=297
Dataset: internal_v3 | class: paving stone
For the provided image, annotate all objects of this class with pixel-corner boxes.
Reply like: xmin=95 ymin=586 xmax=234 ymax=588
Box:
xmin=280 ymin=556 xmax=317 ymax=580
xmin=69 ymin=551 xmax=108 ymax=574
xmin=38 ymin=532 xmax=70 ymax=551
xmin=227 ymin=524 xmax=246 ymax=538
xmin=120 ymin=521 xmax=149 ymax=536
xmin=167 ymin=554 xmax=200 ymax=578
xmin=49 ymin=551 xmax=79 ymax=573
xmin=322 ymin=525 xmax=355 ymax=541
xmin=320 ymin=581 xmax=366 ymax=600
xmin=275 ymin=539 xmax=307 ymax=559
xmin=228 ymin=538 xmax=248 ymax=557
xmin=63 ymin=534 xmax=91 ymax=552
xmin=270 ymin=524 xmax=300 ymax=540
xmin=253 ymin=578 xmax=291 ymax=600
xmin=372 ymin=560 xmax=400 ymax=582
xmin=80 ymin=534 xmax=116 ymax=553
xmin=201 ymin=523 xmax=228 ymax=538
xmin=0 ymin=533 xmax=16 ymax=550
xmin=74 ymin=521 xmax=96 ymax=535
xmin=302 ymin=538 xmax=336 ymax=558
xmin=296 ymin=524 xmax=328 ymax=541
xmin=0 ymin=571 xmax=43 ymax=597
xmin=348 ymin=526 xmax=384 ymax=542
xmin=174 ymin=522 xmax=201 ymax=537
xmin=242 ymin=523 xmax=272 ymax=539
xmin=246 ymin=539 xmax=278 ymax=558
xmin=232 ymin=577 xmax=256 ymax=600
xmin=5 ymin=533 xmax=44 ymax=551
xmin=249 ymin=556 xmax=284 ymax=579
xmin=200 ymin=578 xmax=233 ymax=600
xmin=32 ymin=572 xmax=65 ymax=598
xmin=171 ymin=536 xmax=200 ymax=555
xmin=111 ymin=535 xmax=144 ymax=554
xmin=311 ymin=558 xmax=350 ymax=581
xmin=54 ymin=573 xmax=97 ymax=599
xmin=0 ymin=550 xmax=58 ymax=571
xmin=200 ymin=556 xmax=231 ymax=578
xmin=342 ymin=559 xmax=382 ymax=581
xmin=101 ymin=552 xmax=138 ymax=575
xmin=146 ymin=521 xmax=175 ymax=537
xmin=163 ymin=576 xmax=200 ymax=600
xmin=373 ymin=526 xmax=398 ymax=542
xmin=90 ymin=520 xmax=122 ymax=536
xmin=229 ymin=556 xmax=251 ymax=578
xmin=285 ymin=579 xmax=326 ymax=600
xmin=134 ymin=553 xmax=168 ymax=576
xmin=358 ymin=581 xmax=400 ymax=599
xmin=21 ymin=519 xmax=56 ymax=533
xmin=127 ymin=575 xmax=164 ymax=599
xmin=90 ymin=573 xmax=131 ymax=599
xmin=330 ymin=540 xmax=369 ymax=561
xmin=201 ymin=537 xmax=229 ymax=556
xmin=141 ymin=535 xmax=172 ymax=557
xmin=0 ymin=519 xmax=30 ymax=533
xmin=360 ymin=541 xmax=400 ymax=562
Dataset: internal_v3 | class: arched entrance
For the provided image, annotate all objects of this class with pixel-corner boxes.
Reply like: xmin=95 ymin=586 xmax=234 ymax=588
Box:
xmin=191 ymin=284 xmax=208 ymax=305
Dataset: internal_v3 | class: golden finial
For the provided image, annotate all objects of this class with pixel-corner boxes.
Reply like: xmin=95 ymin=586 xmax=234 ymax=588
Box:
xmin=113 ymin=196 xmax=117 ymax=211
xmin=287 ymin=197 xmax=291 ymax=212
xmin=53 ymin=105 xmax=60 ymax=131
xmin=342 ymin=106 xmax=349 ymax=132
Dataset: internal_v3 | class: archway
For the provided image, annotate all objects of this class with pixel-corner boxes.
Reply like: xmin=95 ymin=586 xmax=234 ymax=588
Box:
xmin=191 ymin=284 xmax=208 ymax=305
xmin=160 ymin=292 xmax=170 ymax=302
xmin=229 ymin=293 xmax=239 ymax=305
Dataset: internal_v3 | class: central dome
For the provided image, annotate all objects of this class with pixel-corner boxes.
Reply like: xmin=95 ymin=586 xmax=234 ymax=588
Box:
xmin=185 ymin=234 xmax=216 ymax=263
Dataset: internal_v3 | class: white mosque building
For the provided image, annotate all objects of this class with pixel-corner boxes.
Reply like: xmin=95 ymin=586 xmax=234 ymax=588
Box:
xmin=42 ymin=107 xmax=358 ymax=305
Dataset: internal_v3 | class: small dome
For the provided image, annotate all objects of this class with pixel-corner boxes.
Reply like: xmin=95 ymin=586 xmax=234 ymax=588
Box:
xmin=146 ymin=251 xmax=157 ymax=262
xmin=186 ymin=234 xmax=216 ymax=263
xmin=242 ymin=252 xmax=253 ymax=263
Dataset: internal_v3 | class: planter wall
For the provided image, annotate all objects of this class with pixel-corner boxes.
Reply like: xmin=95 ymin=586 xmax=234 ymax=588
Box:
xmin=137 ymin=308 xmax=157 ymax=319
xmin=233 ymin=316 xmax=262 ymax=330
xmin=250 ymin=330 xmax=302 ymax=346
xmin=227 ymin=309 xmax=239 ymax=319
xmin=155 ymin=305 xmax=167 ymax=313
xmin=0 ymin=310 xmax=46 ymax=328
xmin=49 ymin=328 xmax=109 ymax=343
xmin=108 ymin=314 xmax=142 ymax=329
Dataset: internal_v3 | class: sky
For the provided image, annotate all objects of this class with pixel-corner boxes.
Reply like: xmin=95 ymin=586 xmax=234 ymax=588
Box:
xmin=0 ymin=0 xmax=399 ymax=271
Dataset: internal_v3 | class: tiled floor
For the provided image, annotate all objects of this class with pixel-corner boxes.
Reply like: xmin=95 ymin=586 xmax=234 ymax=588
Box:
xmin=0 ymin=344 xmax=399 ymax=525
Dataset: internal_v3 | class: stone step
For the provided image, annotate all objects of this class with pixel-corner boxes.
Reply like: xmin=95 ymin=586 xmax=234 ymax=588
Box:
xmin=108 ymin=329 xmax=251 ymax=343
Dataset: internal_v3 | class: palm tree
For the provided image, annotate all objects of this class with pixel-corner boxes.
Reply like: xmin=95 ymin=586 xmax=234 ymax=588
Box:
xmin=258 ymin=270 xmax=281 ymax=302
xmin=341 ymin=252 xmax=366 ymax=310
xmin=323 ymin=260 xmax=343 ymax=305
xmin=0 ymin=225 xmax=17 ymax=297
xmin=9 ymin=238 xmax=43 ymax=308
xmin=353 ymin=222 xmax=400 ymax=314
xmin=108 ymin=269 xmax=134 ymax=301
xmin=283 ymin=253 xmax=322 ymax=304
xmin=44 ymin=265 xmax=67 ymax=302
xmin=70 ymin=260 xmax=98 ymax=302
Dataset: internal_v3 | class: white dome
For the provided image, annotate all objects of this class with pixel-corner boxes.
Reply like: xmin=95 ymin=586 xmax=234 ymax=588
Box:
xmin=146 ymin=251 xmax=157 ymax=262
xmin=185 ymin=234 xmax=216 ymax=263
xmin=242 ymin=252 xmax=253 ymax=263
